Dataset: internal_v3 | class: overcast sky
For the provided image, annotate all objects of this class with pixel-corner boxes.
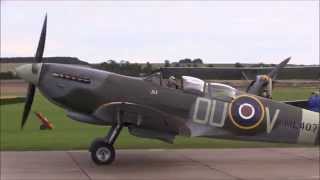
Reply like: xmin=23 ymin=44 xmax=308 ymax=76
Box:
xmin=1 ymin=1 xmax=319 ymax=65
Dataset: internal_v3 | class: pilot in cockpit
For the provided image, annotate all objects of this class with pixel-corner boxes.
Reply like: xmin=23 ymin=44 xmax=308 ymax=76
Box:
xmin=167 ymin=76 xmax=179 ymax=89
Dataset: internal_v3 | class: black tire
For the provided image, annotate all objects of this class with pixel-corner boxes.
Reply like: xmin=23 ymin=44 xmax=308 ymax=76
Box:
xmin=89 ymin=138 xmax=105 ymax=152
xmin=90 ymin=138 xmax=115 ymax=165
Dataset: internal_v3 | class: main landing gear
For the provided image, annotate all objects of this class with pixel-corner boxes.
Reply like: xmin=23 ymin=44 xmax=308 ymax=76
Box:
xmin=89 ymin=111 xmax=123 ymax=165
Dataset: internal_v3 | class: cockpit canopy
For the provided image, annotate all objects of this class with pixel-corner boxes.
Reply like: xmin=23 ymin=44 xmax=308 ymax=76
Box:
xmin=182 ymin=76 xmax=205 ymax=95
xmin=206 ymin=82 xmax=236 ymax=99
xmin=181 ymin=76 xmax=236 ymax=98
xmin=144 ymin=72 xmax=237 ymax=99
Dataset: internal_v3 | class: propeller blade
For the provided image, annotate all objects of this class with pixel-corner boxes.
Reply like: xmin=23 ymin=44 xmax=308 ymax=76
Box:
xmin=32 ymin=14 xmax=47 ymax=73
xmin=268 ymin=57 xmax=291 ymax=80
xmin=247 ymin=57 xmax=290 ymax=97
xmin=21 ymin=14 xmax=47 ymax=129
xmin=21 ymin=84 xmax=36 ymax=129
xmin=35 ymin=14 xmax=47 ymax=62
xmin=240 ymin=71 xmax=250 ymax=82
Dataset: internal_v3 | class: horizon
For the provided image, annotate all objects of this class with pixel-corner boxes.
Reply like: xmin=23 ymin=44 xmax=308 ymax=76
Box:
xmin=1 ymin=56 xmax=320 ymax=66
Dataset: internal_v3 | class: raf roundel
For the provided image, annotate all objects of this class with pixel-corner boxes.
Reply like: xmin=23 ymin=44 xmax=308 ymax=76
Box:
xmin=228 ymin=95 xmax=265 ymax=130
xmin=238 ymin=103 xmax=255 ymax=120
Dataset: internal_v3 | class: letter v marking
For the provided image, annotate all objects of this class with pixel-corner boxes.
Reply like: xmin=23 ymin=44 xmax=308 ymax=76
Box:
xmin=266 ymin=107 xmax=280 ymax=134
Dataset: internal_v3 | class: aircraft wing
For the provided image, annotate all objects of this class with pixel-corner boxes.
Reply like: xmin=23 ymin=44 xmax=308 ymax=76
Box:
xmin=92 ymin=102 xmax=189 ymax=143
xmin=282 ymin=100 xmax=309 ymax=109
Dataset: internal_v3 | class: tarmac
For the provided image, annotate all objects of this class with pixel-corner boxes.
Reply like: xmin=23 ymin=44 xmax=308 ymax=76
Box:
xmin=1 ymin=148 xmax=319 ymax=180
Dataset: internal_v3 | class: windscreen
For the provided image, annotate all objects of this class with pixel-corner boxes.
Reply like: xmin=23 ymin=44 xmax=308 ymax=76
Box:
xmin=144 ymin=72 xmax=162 ymax=85
xmin=182 ymin=76 xmax=205 ymax=95
xmin=207 ymin=83 xmax=236 ymax=99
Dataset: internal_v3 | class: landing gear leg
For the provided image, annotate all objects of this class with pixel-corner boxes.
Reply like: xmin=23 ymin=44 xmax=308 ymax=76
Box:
xmin=90 ymin=110 xmax=123 ymax=165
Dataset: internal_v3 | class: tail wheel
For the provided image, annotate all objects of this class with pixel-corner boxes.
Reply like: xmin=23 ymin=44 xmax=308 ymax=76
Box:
xmin=90 ymin=138 xmax=115 ymax=165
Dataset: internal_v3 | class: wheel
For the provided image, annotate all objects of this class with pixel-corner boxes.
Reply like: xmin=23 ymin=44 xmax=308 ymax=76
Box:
xmin=90 ymin=138 xmax=115 ymax=165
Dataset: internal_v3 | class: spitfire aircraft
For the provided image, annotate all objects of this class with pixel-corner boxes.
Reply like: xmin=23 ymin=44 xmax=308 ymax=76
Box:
xmin=16 ymin=16 xmax=319 ymax=165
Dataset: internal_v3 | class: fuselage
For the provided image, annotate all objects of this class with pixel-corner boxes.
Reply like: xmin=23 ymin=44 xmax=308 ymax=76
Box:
xmin=39 ymin=63 xmax=193 ymax=111
xmin=30 ymin=63 xmax=319 ymax=145
xmin=37 ymin=63 xmax=197 ymax=135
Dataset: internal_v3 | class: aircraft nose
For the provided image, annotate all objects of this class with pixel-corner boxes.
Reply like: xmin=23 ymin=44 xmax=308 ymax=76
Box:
xmin=15 ymin=64 xmax=42 ymax=85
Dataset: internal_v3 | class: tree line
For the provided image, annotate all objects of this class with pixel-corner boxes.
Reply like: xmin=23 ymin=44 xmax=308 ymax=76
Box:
xmin=1 ymin=56 xmax=292 ymax=80
xmin=93 ymin=60 xmax=153 ymax=76
xmin=93 ymin=58 xmax=204 ymax=76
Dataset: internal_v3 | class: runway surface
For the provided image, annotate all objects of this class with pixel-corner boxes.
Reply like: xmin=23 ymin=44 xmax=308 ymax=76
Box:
xmin=1 ymin=148 xmax=319 ymax=180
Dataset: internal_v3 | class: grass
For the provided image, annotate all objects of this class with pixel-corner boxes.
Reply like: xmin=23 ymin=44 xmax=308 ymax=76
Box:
xmin=272 ymin=87 xmax=319 ymax=101
xmin=0 ymin=87 xmax=316 ymax=151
